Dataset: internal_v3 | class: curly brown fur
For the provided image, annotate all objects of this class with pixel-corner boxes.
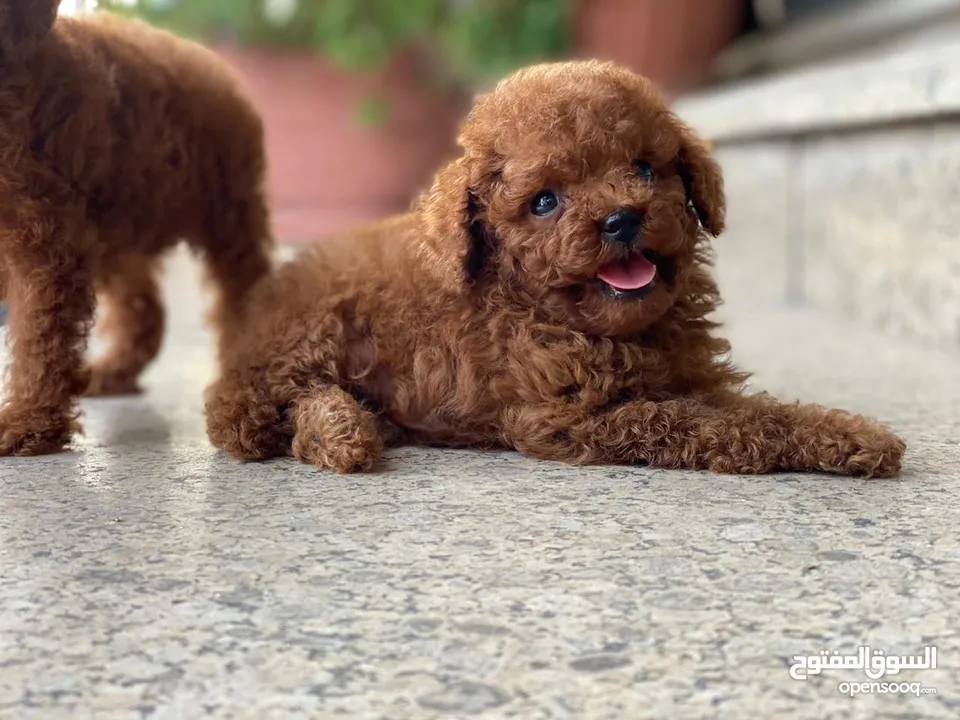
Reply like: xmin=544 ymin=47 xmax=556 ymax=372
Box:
xmin=206 ymin=60 xmax=905 ymax=478
xmin=0 ymin=3 xmax=273 ymax=455
xmin=291 ymin=385 xmax=383 ymax=474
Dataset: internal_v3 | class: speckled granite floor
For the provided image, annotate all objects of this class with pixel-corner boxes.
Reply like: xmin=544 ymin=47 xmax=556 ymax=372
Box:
xmin=1 ymin=251 xmax=958 ymax=720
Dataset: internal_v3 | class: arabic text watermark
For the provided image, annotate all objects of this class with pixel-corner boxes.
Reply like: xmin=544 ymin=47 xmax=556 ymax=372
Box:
xmin=789 ymin=645 xmax=937 ymax=682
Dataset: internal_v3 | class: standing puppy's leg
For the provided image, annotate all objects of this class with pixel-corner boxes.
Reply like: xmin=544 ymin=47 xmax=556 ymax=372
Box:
xmin=86 ymin=254 xmax=165 ymax=396
xmin=0 ymin=219 xmax=97 ymax=455
xmin=291 ymin=385 xmax=383 ymax=474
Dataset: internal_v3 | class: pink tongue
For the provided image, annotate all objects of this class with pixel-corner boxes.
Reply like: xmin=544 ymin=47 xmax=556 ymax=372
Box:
xmin=596 ymin=254 xmax=657 ymax=290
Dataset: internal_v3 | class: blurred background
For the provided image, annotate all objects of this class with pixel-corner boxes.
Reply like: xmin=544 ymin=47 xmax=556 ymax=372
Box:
xmin=61 ymin=0 xmax=960 ymax=351
xmin=82 ymin=0 xmax=749 ymax=242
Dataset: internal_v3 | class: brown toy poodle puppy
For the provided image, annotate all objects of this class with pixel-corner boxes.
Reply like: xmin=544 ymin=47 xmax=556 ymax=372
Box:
xmin=206 ymin=60 xmax=905 ymax=478
xmin=0 ymin=3 xmax=272 ymax=455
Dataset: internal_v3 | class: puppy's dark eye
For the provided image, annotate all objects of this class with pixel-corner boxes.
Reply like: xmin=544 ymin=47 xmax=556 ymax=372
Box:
xmin=530 ymin=190 xmax=559 ymax=217
xmin=634 ymin=160 xmax=655 ymax=182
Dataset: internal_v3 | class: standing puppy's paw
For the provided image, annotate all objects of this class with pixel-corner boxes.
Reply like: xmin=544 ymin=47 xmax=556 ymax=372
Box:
xmin=85 ymin=364 xmax=142 ymax=397
xmin=292 ymin=387 xmax=383 ymax=474
xmin=0 ymin=407 xmax=79 ymax=456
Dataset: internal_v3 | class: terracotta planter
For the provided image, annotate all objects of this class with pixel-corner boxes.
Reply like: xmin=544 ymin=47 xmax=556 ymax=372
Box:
xmin=574 ymin=0 xmax=745 ymax=96
xmin=216 ymin=46 xmax=464 ymax=243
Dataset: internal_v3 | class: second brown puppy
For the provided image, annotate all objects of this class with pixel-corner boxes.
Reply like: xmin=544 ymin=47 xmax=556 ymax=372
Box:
xmin=0 ymin=5 xmax=273 ymax=455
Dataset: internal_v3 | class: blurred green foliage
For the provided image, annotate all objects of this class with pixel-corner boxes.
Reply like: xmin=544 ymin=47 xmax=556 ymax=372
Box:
xmin=99 ymin=0 xmax=574 ymax=89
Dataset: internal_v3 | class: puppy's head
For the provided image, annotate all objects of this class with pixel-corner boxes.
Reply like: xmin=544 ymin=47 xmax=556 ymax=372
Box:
xmin=417 ymin=60 xmax=724 ymax=337
xmin=0 ymin=0 xmax=58 ymax=53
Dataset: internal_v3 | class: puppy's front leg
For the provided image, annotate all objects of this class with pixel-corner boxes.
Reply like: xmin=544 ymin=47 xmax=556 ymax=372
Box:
xmin=502 ymin=393 xmax=904 ymax=477
xmin=291 ymin=385 xmax=383 ymax=473
xmin=0 ymin=218 xmax=97 ymax=455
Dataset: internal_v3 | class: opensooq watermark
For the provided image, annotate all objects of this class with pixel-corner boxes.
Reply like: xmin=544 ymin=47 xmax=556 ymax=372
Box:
xmin=788 ymin=646 xmax=939 ymax=697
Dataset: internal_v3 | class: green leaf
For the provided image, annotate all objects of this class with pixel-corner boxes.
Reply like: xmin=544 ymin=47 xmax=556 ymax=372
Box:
xmin=355 ymin=93 xmax=390 ymax=128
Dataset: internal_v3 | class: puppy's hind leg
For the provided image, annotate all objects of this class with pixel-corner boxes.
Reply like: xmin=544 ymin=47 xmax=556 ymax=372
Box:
xmin=291 ymin=385 xmax=383 ymax=474
xmin=86 ymin=254 xmax=165 ymax=396
xmin=205 ymin=372 xmax=291 ymax=461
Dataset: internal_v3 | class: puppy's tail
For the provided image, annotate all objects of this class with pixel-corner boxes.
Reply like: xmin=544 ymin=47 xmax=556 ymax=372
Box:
xmin=0 ymin=0 xmax=58 ymax=51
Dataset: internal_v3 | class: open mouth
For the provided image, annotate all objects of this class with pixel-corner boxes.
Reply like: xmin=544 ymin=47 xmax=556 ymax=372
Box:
xmin=595 ymin=249 xmax=671 ymax=300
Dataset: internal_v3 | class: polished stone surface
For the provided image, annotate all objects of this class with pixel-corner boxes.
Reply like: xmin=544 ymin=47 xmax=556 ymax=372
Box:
xmin=1 ymin=253 xmax=958 ymax=719
xmin=801 ymin=123 xmax=960 ymax=350
xmin=674 ymin=37 xmax=960 ymax=142
xmin=676 ymin=35 xmax=960 ymax=349
xmin=709 ymin=123 xmax=960 ymax=350
xmin=710 ymin=125 xmax=960 ymax=350
xmin=712 ymin=142 xmax=797 ymax=307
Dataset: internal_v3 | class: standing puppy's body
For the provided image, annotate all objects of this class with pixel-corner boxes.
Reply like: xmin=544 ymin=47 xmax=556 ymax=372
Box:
xmin=207 ymin=61 xmax=904 ymax=478
xmin=0 ymin=4 xmax=272 ymax=455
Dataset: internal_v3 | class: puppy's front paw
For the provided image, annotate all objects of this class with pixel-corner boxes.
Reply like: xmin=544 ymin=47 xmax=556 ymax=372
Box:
xmin=816 ymin=414 xmax=906 ymax=478
xmin=291 ymin=388 xmax=382 ymax=474
xmin=0 ymin=408 xmax=78 ymax=456
xmin=293 ymin=429 xmax=381 ymax=474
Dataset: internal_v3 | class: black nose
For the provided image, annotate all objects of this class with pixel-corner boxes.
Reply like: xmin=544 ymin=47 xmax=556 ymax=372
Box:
xmin=601 ymin=208 xmax=644 ymax=244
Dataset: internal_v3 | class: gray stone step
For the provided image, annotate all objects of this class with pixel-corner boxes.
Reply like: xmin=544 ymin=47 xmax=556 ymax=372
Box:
xmin=676 ymin=37 xmax=960 ymax=352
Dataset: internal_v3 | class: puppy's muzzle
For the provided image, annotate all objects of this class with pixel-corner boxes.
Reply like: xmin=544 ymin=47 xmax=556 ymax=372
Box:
xmin=595 ymin=206 xmax=677 ymax=298
xmin=601 ymin=208 xmax=644 ymax=245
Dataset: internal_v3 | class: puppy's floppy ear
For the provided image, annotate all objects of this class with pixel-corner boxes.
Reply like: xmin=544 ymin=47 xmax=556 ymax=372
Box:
xmin=415 ymin=156 xmax=488 ymax=295
xmin=671 ymin=115 xmax=726 ymax=237
xmin=0 ymin=0 xmax=59 ymax=48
